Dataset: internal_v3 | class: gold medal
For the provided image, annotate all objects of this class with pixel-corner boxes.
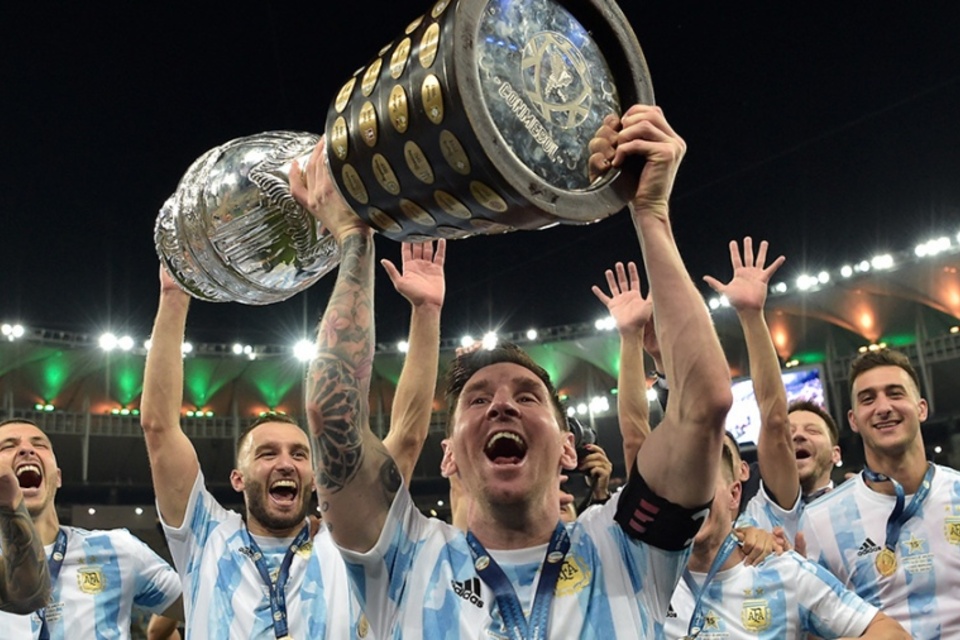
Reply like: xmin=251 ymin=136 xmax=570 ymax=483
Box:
xmin=875 ymin=548 xmax=897 ymax=577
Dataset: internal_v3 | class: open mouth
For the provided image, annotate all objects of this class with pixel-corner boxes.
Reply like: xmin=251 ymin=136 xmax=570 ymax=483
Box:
xmin=268 ymin=479 xmax=299 ymax=505
xmin=795 ymin=449 xmax=811 ymax=461
xmin=16 ymin=463 xmax=43 ymax=490
xmin=874 ymin=420 xmax=899 ymax=431
xmin=484 ymin=431 xmax=527 ymax=464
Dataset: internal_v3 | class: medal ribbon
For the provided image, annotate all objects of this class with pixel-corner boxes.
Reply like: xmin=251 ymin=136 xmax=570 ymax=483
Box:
xmin=861 ymin=463 xmax=935 ymax=560
xmin=681 ymin=531 xmax=739 ymax=639
xmin=38 ymin=528 xmax=68 ymax=640
xmin=241 ymin=523 xmax=310 ymax=640
xmin=465 ymin=521 xmax=571 ymax=640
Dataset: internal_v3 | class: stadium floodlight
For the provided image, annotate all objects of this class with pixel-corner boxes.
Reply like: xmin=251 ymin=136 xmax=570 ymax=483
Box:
xmin=594 ymin=316 xmax=615 ymax=331
xmin=566 ymin=406 xmax=576 ymax=417
xmin=232 ymin=343 xmax=244 ymax=355
xmin=293 ymin=339 xmax=314 ymax=362
xmin=855 ymin=260 xmax=871 ymax=273
xmin=915 ymin=236 xmax=951 ymax=258
xmin=118 ymin=335 xmax=134 ymax=351
xmin=719 ymin=295 xmax=731 ymax=308
xmin=589 ymin=396 xmax=609 ymax=414
xmin=397 ymin=340 xmax=410 ymax=354
xmin=871 ymin=254 xmax=894 ymax=270
xmin=482 ymin=331 xmax=498 ymax=350
xmin=840 ymin=265 xmax=853 ymax=278
xmin=181 ymin=342 xmax=193 ymax=355
xmin=708 ymin=298 xmax=721 ymax=310
xmin=526 ymin=328 xmax=538 ymax=341
xmin=817 ymin=271 xmax=830 ymax=284
xmin=646 ymin=388 xmax=659 ymax=402
xmin=796 ymin=275 xmax=815 ymax=291
xmin=773 ymin=282 xmax=787 ymax=294
xmin=135 ymin=507 xmax=144 ymax=515
xmin=575 ymin=403 xmax=588 ymax=416
xmin=2 ymin=323 xmax=25 ymax=341
xmin=99 ymin=332 xmax=118 ymax=351
xmin=460 ymin=335 xmax=475 ymax=348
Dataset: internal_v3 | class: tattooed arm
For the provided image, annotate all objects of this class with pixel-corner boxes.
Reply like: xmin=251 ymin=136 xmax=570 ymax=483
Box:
xmin=292 ymin=143 xmax=399 ymax=552
xmin=0 ymin=466 xmax=50 ymax=614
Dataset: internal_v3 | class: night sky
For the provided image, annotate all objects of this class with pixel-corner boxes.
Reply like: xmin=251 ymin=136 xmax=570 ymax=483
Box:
xmin=3 ymin=1 xmax=959 ymax=350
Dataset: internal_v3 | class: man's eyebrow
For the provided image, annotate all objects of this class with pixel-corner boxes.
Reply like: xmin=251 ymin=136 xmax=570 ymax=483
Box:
xmin=0 ymin=437 xmax=18 ymax=446
xmin=461 ymin=378 xmax=493 ymax=396
xmin=512 ymin=377 xmax=545 ymax=394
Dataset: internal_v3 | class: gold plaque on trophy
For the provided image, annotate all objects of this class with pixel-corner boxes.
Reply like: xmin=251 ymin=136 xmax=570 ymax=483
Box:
xmin=334 ymin=78 xmax=356 ymax=113
xmin=361 ymin=59 xmax=383 ymax=96
xmin=358 ymin=101 xmax=379 ymax=148
xmin=388 ymin=85 xmax=410 ymax=134
xmin=404 ymin=142 xmax=435 ymax=184
xmin=470 ymin=218 xmax=512 ymax=234
xmin=421 ymin=74 xmax=444 ymax=124
xmin=331 ymin=116 xmax=349 ymax=161
xmin=405 ymin=15 xmax=424 ymax=34
xmin=372 ymin=154 xmax=401 ymax=195
xmin=419 ymin=23 xmax=441 ymax=68
xmin=368 ymin=207 xmax=403 ymax=233
xmin=439 ymin=130 xmax=470 ymax=175
xmin=470 ymin=181 xmax=507 ymax=212
xmin=875 ymin=548 xmax=897 ymax=577
xmin=390 ymin=38 xmax=412 ymax=79
xmin=431 ymin=0 xmax=450 ymax=19
xmin=399 ymin=198 xmax=437 ymax=226
xmin=341 ymin=164 xmax=369 ymax=204
xmin=434 ymin=190 xmax=471 ymax=219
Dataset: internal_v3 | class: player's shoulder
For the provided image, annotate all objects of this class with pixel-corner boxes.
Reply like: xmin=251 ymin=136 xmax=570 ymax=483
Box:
xmin=802 ymin=475 xmax=860 ymax=518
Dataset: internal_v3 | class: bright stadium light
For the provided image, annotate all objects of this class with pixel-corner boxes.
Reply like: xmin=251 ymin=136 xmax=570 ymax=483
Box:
xmin=594 ymin=317 xmax=615 ymax=331
xmin=397 ymin=340 xmax=410 ymax=353
xmin=99 ymin=332 xmax=118 ymax=351
xmin=855 ymin=260 xmax=871 ymax=273
xmin=817 ymin=271 xmax=830 ymax=284
xmin=460 ymin=335 xmax=475 ymax=349
xmin=796 ymin=275 xmax=815 ymax=291
xmin=293 ymin=339 xmax=314 ymax=362
xmin=773 ymin=282 xmax=787 ymax=294
xmin=232 ymin=343 xmax=244 ymax=355
xmin=708 ymin=298 xmax=721 ymax=311
xmin=840 ymin=265 xmax=853 ymax=278
xmin=2 ymin=323 xmax=25 ymax=341
xmin=181 ymin=342 xmax=193 ymax=355
xmin=871 ymin=254 xmax=894 ymax=270
xmin=118 ymin=335 xmax=134 ymax=351
xmin=646 ymin=388 xmax=659 ymax=402
xmin=526 ymin=328 xmax=538 ymax=341
xmin=481 ymin=331 xmax=498 ymax=350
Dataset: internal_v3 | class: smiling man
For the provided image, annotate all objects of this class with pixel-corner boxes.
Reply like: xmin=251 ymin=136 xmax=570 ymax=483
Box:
xmin=295 ymin=105 xmax=733 ymax=638
xmin=0 ymin=419 xmax=181 ymax=638
xmin=141 ymin=266 xmax=356 ymax=639
xmin=800 ymin=349 xmax=960 ymax=639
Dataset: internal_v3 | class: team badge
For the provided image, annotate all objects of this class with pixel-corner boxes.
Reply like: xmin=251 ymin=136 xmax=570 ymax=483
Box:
xmin=357 ymin=613 xmax=369 ymax=638
xmin=945 ymin=517 xmax=960 ymax=545
xmin=555 ymin=554 xmax=591 ymax=596
xmin=77 ymin=566 xmax=105 ymax=594
xmin=297 ymin=540 xmax=313 ymax=559
xmin=741 ymin=598 xmax=770 ymax=632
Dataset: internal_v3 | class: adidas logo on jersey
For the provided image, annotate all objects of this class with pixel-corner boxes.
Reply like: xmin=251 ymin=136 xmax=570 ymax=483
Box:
xmin=667 ymin=604 xmax=678 ymax=619
xmin=451 ymin=577 xmax=484 ymax=608
xmin=857 ymin=538 xmax=881 ymax=556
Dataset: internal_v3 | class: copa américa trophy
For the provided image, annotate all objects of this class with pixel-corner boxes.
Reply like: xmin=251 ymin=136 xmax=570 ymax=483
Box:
xmin=156 ymin=0 xmax=652 ymax=304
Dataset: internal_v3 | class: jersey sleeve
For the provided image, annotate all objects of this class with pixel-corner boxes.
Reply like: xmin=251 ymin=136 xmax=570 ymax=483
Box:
xmin=792 ymin=552 xmax=878 ymax=638
xmin=123 ymin=530 xmax=183 ymax=614
xmin=160 ymin=470 xmax=233 ymax=577
xmin=740 ymin=480 xmax=802 ymax=542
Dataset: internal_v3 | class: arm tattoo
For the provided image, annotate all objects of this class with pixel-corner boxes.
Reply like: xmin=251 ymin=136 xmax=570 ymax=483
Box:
xmin=0 ymin=499 xmax=50 ymax=613
xmin=308 ymin=233 xmax=375 ymax=494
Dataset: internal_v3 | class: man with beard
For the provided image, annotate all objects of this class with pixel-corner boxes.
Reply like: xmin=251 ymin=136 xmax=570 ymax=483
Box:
xmin=141 ymin=238 xmax=445 ymax=638
xmin=0 ymin=438 xmax=49 ymax=614
xmin=0 ymin=419 xmax=181 ymax=638
xmin=787 ymin=399 xmax=841 ymax=501
xmin=801 ymin=349 xmax=960 ymax=638
xmin=294 ymin=105 xmax=733 ymax=638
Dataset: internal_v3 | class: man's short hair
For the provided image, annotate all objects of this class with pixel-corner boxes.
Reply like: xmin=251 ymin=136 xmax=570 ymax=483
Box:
xmin=0 ymin=418 xmax=41 ymax=429
xmin=235 ymin=412 xmax=305 ymax=461
xmin=848 ymin=349 xmax=922 ymax=397
xmin=788 ymin=400 xmax=839 ymax=445
xmin=443 ymin=342 xmax=566 ymax=436
xmin=719 ymin=439 xmax=737 ymax=483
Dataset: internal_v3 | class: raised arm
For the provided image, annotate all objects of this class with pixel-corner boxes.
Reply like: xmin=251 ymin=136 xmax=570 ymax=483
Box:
xmin=591 ymin=261 xmax=652 ymax=472
xmin=614 ymin=105 xmax=733 ymax=508
xmin=381 ymin=240 xmax=446 ymax=487
xmin=704 ymin=238 xmax=795 ymax=508
xmin=0 ymin=462 xmax=49 ymax=614
xmin=140 ymin=266 xmax=201 ymax=527
xmin=292 ymin=144 xmax=395 ymax=552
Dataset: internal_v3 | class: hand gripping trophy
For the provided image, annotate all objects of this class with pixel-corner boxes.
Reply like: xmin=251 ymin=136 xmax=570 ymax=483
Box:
xmin=156 ymin=0 xmax=653 ymax=304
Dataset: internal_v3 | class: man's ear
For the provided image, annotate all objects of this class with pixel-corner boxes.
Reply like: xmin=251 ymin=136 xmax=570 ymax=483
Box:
xmin=847 ymin=409 xmax=860 ymax=435
xmin=918 ymin=398 xmax=929 ymax=422
xmin=440 ymin=438 xmax=457 ymax=478
xmin=229 ymin=469 xmax=245 ymax=493
xmin=559 ymin=432 xmax=577 ymax=471
xmin=830 ymin=445 xmax=842 ymax=467
xmin=729 ymin=480 xmax=742 ymax=513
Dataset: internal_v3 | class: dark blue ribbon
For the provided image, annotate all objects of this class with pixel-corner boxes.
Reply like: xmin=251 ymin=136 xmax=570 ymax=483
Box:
xmin=861 ymin=462 xmax=935 ymax=556
xmin=465 ymin=521 xmax=571 ymax=640
xmin=241 ymin=524 xmax=310 ymax=639
xmin=681 ymin=531 xmax=740 ymax=639
xmin=38 ymin=528 xmax=68 ymax=640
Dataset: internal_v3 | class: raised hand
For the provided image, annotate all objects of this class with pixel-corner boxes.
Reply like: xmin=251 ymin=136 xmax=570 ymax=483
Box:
xmin=703 ymin=237 xmax=785 ymax=313
xmin=381 ymin=240 xmax=446 ymax=309
xmin=591 ymin=261 xmax=652 ymax=337
xmin=290 ymin=138 xmax=368 ymax=243
xmin=0 ymin=459 xmax=23 ymax=511
xmin=578 ymin=444 xmax=613 ymax=502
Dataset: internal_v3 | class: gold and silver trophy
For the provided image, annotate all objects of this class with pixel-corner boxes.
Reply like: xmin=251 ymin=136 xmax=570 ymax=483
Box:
xmin=156 ymin=0 xmax=653 ymax=304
